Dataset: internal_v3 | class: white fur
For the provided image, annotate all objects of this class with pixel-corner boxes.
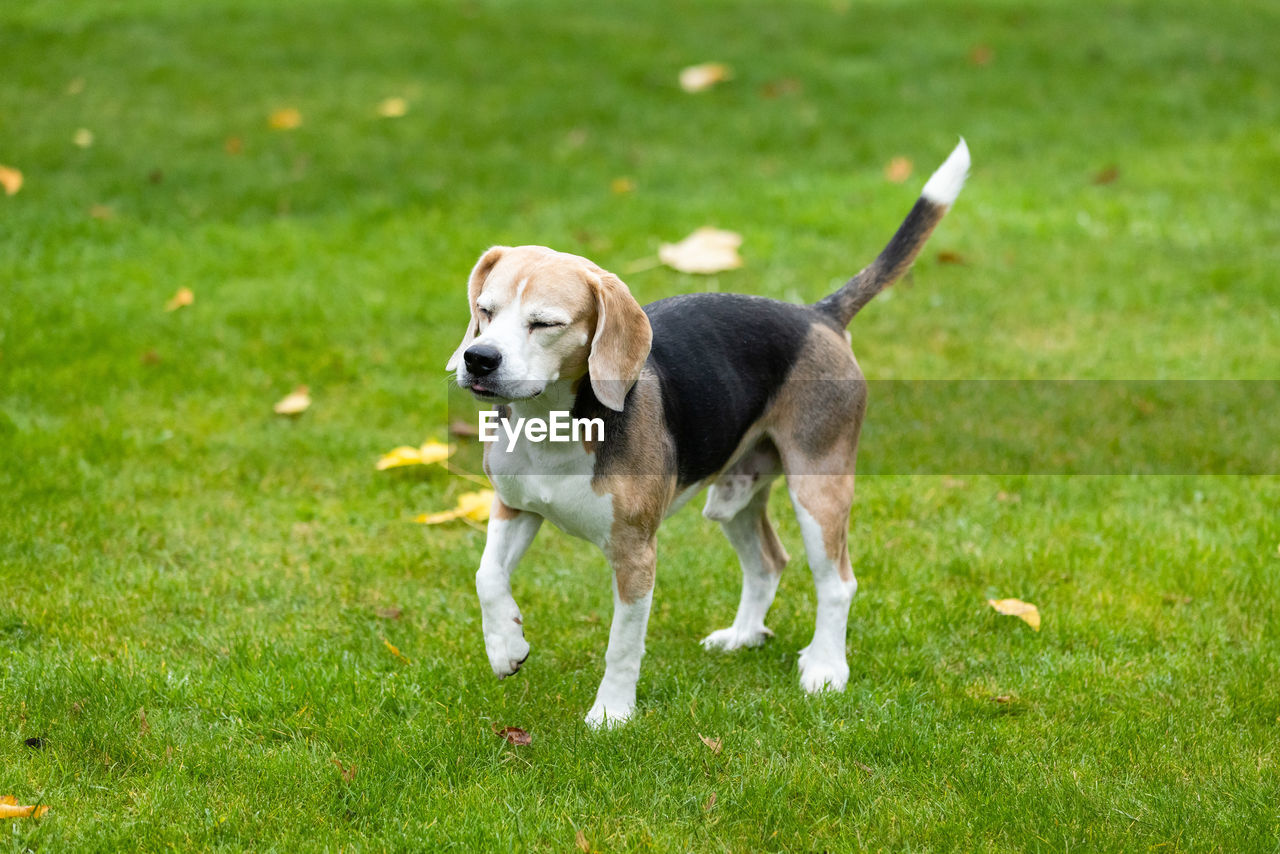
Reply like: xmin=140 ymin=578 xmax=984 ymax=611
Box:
xmin=585 ymin=578 xmax=653 ymax=728
xmin=789 ymin=487 xmax=856 ymax=693
xmin=475 ymin=511 xmax=543 ymax=677
xmin=920 ymin=138 xmax=970 ymax=208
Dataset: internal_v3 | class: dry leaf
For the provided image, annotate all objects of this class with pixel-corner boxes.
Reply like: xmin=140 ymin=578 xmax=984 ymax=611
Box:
xmin=699 ymin=734 xmax=723 ymax=754
xmin=273 ymin=385 xmax=311 ymax=415
xmin=610 ymin=177 xmax=635 ymax=194
xmin=760 ymin=78 xmax=802 ymax=98
xmin=382 ymin=637 xmax=411 ymax=664
xmin=224 ymin=136 xmax=244 ymax=155
xmin=996 ymin=491 xmax=1021 ymax=503
xmin=969 ymin=44 xmax=994 ymax=66
xmin=679 ymin=63 xmax=732 ymax=93
xmin=67 ymin=77 xmax=85 ymax=95
xmin=23 ymin=737 xmax=43 ymax=749
xmin=269 ymin=107 xmax=302 ymax=130
xmin=73 ymin=128 xmax=94 ymax=148
xmin=332 ymin=759 xmax=358 ymax=782
xmin=414 ymin=489 xmax=494 ymax=525
xmin=575 ymin=829 xmax=590 ymax=852
xmin=0 ymin=799 xmax=49 ymax=819
xmin=449 ymin=419 xmax=479 ymax=439
xmin=659 ymin=227 xmax=743 ymax=274
xmin=376 ymin=440 xmax=454 ymax=470
xmin=884 ymin=156 xmax=913 ymax=183
xmin=494 ymin=725 xmax=532 ymax=746
xmin=988 ymin=597 xmax=1041 ymax=631
xmin=703 ymin=792 xmax=717 ymax=811
xmin=0 ymin=165 xmax=23 ymax=196
xmin=164 ymin=287 xmax=194 ymax=311
xmin=936 ymin=250 xmax=968 ymax=265
xmin=138 ymin=707 xmax=151 ymax=736
xmin=992 ymin=695 xmax=1013 ymax=704
xmin=89 ymin=204 xmax=114 ymax=220
xmin=377 ymin=97 xmax=408 ymax=118
xmin=1093 ymin=166 xmax=1119 ymax=185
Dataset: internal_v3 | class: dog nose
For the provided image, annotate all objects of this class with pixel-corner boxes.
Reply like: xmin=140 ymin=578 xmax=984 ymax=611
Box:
xmin=463 ymin=344 xmax=503 ymax=376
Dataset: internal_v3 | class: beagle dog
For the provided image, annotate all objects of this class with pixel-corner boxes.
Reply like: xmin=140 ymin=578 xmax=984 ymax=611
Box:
xmin=447 ymin=140 xmax=969 ymax=727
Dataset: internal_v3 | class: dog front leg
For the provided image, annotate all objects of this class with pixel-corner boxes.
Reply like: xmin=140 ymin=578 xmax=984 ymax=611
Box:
xmin=475 ymin=499 xmax=543 ymax=678
xmin=585 ymin=538 xmax=656 ymax=728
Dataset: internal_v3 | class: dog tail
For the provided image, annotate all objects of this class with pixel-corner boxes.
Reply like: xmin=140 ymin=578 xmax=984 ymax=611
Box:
xmin=814 ymin=138 xmax=970 ymax=327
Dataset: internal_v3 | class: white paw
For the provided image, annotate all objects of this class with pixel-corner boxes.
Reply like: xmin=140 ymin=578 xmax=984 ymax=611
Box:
xmin=585 ymin=688 xmax=635 ymax=729
xmin=483 ymin=627 xmax=530 ymax=679
xmin=701 ymin=625 xmax=774 ymax=652
xmin=797 ymin=645 xmax=849 ymax=693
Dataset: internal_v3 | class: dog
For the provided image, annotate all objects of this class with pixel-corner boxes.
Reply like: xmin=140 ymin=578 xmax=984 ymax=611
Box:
xmin=447 ymin=139 xmax=969 ymax=726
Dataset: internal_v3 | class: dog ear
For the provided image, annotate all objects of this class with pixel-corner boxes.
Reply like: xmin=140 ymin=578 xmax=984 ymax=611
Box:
xmin=446 ymin=246 xmax=507 ymax=372
xmin=586 ymin=269 xmax=652 ymax=411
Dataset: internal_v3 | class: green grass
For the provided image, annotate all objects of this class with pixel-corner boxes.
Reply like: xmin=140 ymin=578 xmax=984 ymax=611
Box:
xmin=3 ymin=0 xmax=1279 ymax=849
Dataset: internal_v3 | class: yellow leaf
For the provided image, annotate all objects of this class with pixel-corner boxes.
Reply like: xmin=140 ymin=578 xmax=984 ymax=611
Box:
xmin=73 ymin=128 xmax=94 ymax=148
xmin=679 ymin=62 xmax=732 ymax=93
xmin=164 ymin=287 xmax=194 ymax=311
xmin=575 ymin=829 xmax=590 ymax=852
xmin=0 ymin=165 xmax=23 ymax=196
xmin=659 ymin=227 xmax=743 ymax=274
xmin=610 ymin=177 xmax=635 ymax=194
xmin=269 ymin=107 xmax=302 ymax=130
xmin=699 ymin=733 xmax=723 ymax=754
xmin=382 ymin=638 xmax=410 ymax=664
xmin=988 ymin=597 xmax=1041 ymax=631
xmin=377 ymin=97 xmax=408 ymax=118
xmin=0 ymin=799 xmax=49 ymax=819
xmin=273 ymin=385 xmax=311 ymax=415
xmin=417 ymin=440 xmax=453 ymax=465
xmin=376 ymin=440 xmax=454 ymax=470
xmin=414 ymin=489 xmax=494 ymax=525
xmin=885 ymin=156 xmax=913 ymax=183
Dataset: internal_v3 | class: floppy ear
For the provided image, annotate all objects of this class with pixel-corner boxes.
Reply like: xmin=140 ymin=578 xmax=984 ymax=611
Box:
xmin=586 ymin=270 xmax=652 ymax=411
xmin=446 ymin=246 xmax=507 ymax=372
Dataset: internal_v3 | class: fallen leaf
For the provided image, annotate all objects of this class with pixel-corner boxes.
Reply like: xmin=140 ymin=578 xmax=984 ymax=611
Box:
xmin=575 ymin=829 xmax=590 ymax=852
xmin=382 ymin=637 xmax=411 ymax=664
xmin=73 ymin=128 xmax=94 ymax=148
xmin=1093 ymin=165 xmax=1119 ymax=185
xmin=659 ymin=227 xmax=743 ymax=274
xmin=0 ymin=165 xmax=23 ymax=196
xmin=141 ymin=350 xmax=161 ymax=365
xmin=0 ymin=798 xmax=49 ymax=819
xmin=494 ymin=725 xmax=532 ymax=746
xmin=988 ymin=597 xmax=1041 ymax=631
xmin=23 ymin=737 xmax=43 ymax=749
xmin=936 ymin=250 xmax=968 ymax=265
xmin=67 ymin=77 xmax=85 ymax=95
xmin=414 ymin=489 xmax=494 ymax=525
xmin=760 ymin=77 xmax=802 ymax=98
xmin=884 ymin=156 xmax=913 ymax=183
xmin=164 ymin=287 xmax=194 ymax=311
xmin=89 ymin=204 xmax=114 ymax=220
xmin=679 ymin=62 xmax=732 ymax=93
xmin=703 ymin=792 xmax=717 ymax=811
xmin=699 ymin=734 xmax=723 ymax=754
xmin=992 ymin=695 xmax=1013 ymax=704
xmin=377 ymin=96 xmax=408 ymax=118
xmin=610 ymin=176 xmax=635 ymax=195
xmin=332 ymin=758 xmax=358 ymax=782
xmin=139 ymin=707 xmax=151 ymax=736
xmin=449 ymin=419 xmax=479 ymax=439
xmin=269 ymin=107 xmax=302 ymax=130
xmin=376 ymin=440 xmax=454 ymax=470
xmin=148 ymin=168 xmax=164 ymax=184
xmin=273 ymin=385 xmax=311 ymax=415
xmin=224 ymin=136 xmax=244 ymax=155
xmin=969 ymin=44 xmax=994 ymax=66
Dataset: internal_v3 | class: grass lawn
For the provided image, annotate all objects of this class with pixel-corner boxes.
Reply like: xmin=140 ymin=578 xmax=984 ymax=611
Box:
xmin=3 ymin=0 xmax=1280 ymax=849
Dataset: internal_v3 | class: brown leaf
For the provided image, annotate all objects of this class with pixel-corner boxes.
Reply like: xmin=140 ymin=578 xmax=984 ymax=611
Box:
xmin=884 ymin=156 xmax=913 ymax=183
xmin=449 ymin=419 xmax=479 ymax=439
xmin=494 ymin=725 xmax=532 ymax=746
xmin=332 ymin=758 xmax=357 ymax=782
xmin=969 ymin=44 xmax=994 ymax=66
xmin=138 ymin=707 xmax=151 ymax=736
xmin=269 ymin=107 xmax=302 ymax=130
xmin=699 ymin=733 xmax=723 ymax=754
xmin=89 ymin=204 xmax=115 ymax=220
xmin=679 ymin=63 xmax=732 ymax=93
xmin=703 ymin=791 xmax=717 ymax=811
xmin=936 ymin=250 xmax=968 ymax=265
xmin=224 ymin=136 xmax=244 ymax=155
xmin=23 ymin=737 xmax=43 ymax=749
xmin=0 ymin=165 xmax=23 ymax=196
xmin=1093 ymin=166 xmax=1119 ymax=185
xmin=988 ymin=598 xmax=1041 ymax=631
xmin=376 ymin=607 xmax=403 ymax=620
xmin=575 ymin=829 xmax=590 ymax=852
xmin=992 ymin=695 xmax=1013 ymax=704
xmin=164 ymin=287 xmax=194 ymax=312
xmin=141 ymin=350 xmax=161 ymax=365
xmin=658 ymin=227 xmax=743 ymax=274
xmin=760 ymin=78 xmax=802 ymax=98
xmin=273 ymin=385 xmax=311 ymax=415
xmin=610 ymin=176 xmax=635 ymax=195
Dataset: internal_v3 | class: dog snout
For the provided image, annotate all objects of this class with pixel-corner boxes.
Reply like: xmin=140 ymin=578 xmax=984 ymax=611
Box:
xmin=463 ymin=344 xmax=503 ymax=377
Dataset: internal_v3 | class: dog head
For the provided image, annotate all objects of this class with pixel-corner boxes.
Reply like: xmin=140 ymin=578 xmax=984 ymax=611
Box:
xmin=447 ymin=245 xmax=652 ymax=411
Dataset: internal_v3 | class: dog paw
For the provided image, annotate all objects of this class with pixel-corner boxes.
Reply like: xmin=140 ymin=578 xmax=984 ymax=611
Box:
xmin=484 ymin=631 xmax=530 ymax=679
xmin=584 ymin=697 xmax=634 ymax=729
xmin=797 ymin=646 xmax=849 ymax=693
xmin=701 ymin=625 xmax=774 ymax=652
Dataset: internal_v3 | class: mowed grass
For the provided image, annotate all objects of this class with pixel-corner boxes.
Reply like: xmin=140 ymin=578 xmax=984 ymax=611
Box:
xmin=3 ymin=0 xmax=1280 ymax=849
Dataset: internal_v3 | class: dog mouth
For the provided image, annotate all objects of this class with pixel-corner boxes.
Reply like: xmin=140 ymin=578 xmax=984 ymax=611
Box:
xmin=470 ymin=383 xmax=499 ymax=399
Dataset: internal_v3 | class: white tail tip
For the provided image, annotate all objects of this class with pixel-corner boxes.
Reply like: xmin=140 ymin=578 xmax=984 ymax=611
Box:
xmin=920 ymin=137 xmax=970 ymax=207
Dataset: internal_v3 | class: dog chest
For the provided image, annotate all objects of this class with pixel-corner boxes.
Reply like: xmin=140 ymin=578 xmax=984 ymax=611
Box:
xmin=486 ymin=440 xmax=614 ymax=548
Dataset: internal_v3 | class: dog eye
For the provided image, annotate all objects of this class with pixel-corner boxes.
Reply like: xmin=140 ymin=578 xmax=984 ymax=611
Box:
xmin=476 ymin=306 xmax=492 ymax=320
xmin=528 ymin=320 xmax=565 ymax=330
